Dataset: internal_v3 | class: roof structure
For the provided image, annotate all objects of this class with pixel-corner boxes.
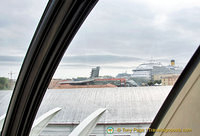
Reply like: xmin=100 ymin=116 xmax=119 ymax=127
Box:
xmin=0 ymin=86 xmax=172 ymax=125
xmin=59 ymin=79 xmax=94 ymax=84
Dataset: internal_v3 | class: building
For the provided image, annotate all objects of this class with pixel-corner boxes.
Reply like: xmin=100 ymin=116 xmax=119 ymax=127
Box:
xmin=90 ymin=66 xmax=100 ymax=78
xmin=153 ymin=74 xmax=180 ymax=81
xmin=154 ymin=74 xmax=180 ymax=86
xmin=116 ymin=72 xmax=131 ymax=78
xmin=48 ymin=79 xmax=63 ymax=89
xmin=161 ymin=75 xmax=179 ymax=86
xmin=0 ymin=86 xmax=172 ymax=136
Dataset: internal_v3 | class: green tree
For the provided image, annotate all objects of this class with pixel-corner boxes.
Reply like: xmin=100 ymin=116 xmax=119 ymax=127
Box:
xmin=0 ymin=77 xmax=10 ymax=90
xmin=154 ymin=80 xmax=161 ymax=84
xmin=147 ymin=81 xmax=154 ymax=86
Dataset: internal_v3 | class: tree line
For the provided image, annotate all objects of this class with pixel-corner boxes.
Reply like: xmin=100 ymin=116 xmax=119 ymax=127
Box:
xmin=0 ymin=77 xmax=15 ymax=90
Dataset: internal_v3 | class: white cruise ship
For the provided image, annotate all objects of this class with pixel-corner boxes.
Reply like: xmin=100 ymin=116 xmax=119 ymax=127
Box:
xmin=132 ymin=61 xmax=162 ymax=80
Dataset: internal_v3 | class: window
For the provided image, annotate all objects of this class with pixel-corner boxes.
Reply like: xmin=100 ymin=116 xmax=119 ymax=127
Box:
xmin=1 ymin=0 xmax=200 ymax=136
xmin=37 ymin=0 xmax=199 ymax=136
xmin=0 ymin=0 xmax=48 ymax=133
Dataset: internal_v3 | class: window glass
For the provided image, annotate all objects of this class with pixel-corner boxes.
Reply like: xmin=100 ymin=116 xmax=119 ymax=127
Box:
xmin=38 ymin=0 xmax=200 ymax=135
xmin=0 ymin=0 xmax=48 ymax=131
xmin=0 ymin=0 xmax=200 ymax=135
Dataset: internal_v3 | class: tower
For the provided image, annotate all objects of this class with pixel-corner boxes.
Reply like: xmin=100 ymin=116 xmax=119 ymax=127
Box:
xmin=90 ymin=66 xmax=100 ymax=78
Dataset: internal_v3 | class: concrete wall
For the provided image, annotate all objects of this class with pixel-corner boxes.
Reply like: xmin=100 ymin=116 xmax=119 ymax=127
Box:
xmin=40 ymin=124 xmax=150 ymax=136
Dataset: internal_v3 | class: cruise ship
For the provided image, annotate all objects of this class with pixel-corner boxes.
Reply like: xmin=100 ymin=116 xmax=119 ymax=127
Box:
xmin=132 ymin=61 xmax=162 ymax=80
xmin=132 ymin=60 xmax=183 ymax=80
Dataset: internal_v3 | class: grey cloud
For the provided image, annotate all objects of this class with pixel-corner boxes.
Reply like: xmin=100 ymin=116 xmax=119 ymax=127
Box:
xmin=67 ymin=0 xmax=199 ymax=63
xmin=169 ymin=7 xmax=200 ymax=31
xmin=0 ymin=0 xmax=199 ymax=78
xmin=0 ymin=55 xmax=23 ymax=62
xmin=0 ymin=0 xmax=47 ymax=55
xmin=0 ymin=54 xmax=143 ymax=66
xmin=60 ymin=63 xmax=135 ymax=70
xmin=62 ymin=55 xmax=143 ymax=64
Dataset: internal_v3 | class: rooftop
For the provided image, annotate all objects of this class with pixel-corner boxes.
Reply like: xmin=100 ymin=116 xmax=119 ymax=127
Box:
xmin=0 ymin=86 xmax=172 ymax=124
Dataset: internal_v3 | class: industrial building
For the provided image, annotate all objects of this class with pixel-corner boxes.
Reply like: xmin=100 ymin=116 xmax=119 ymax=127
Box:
xmin=0 ymin=86 xmax=171 ymax=136
xmin=90 ymin=66 xmax=100 ymax=78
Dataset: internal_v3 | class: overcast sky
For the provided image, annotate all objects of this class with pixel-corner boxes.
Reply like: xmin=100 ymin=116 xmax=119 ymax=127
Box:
xmin=0 ymin=0 xmax=200 ymax=79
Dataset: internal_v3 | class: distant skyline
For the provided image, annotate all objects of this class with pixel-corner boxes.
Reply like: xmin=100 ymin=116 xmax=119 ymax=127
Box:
xmin=0 ymin=0 xmax=200 ymax=79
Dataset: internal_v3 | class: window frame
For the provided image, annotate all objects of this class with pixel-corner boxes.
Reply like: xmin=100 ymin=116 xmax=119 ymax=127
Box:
xmin=1 ymin=0 xmax=98 ymax=135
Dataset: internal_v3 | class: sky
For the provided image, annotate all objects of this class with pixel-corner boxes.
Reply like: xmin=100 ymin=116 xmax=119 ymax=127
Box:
xmin=0 ymin=0 xmax=200 ymax=79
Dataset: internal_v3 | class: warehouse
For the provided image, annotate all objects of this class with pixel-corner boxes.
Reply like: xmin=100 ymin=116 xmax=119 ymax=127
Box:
xmin=0 ymin=86 xmax=172 ymax=136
